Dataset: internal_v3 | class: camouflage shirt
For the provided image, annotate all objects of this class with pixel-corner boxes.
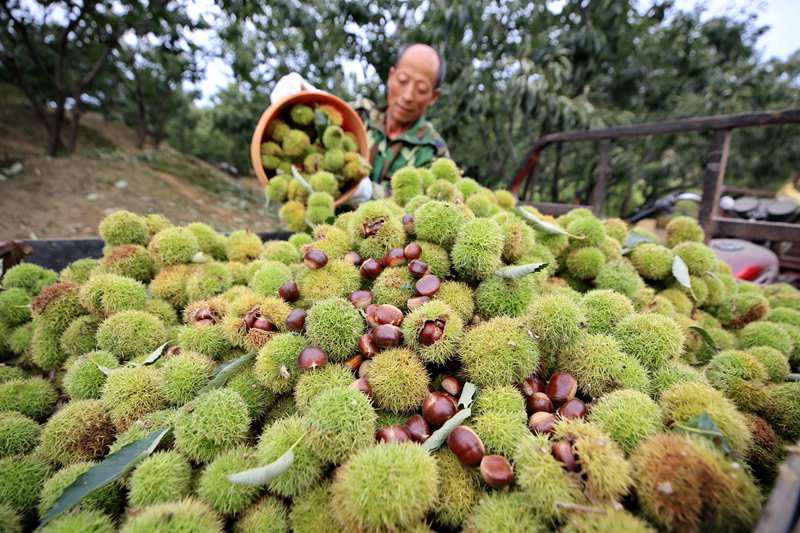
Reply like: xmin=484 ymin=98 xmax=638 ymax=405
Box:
xmin=353 ymin=98 xmax=449 ymax=183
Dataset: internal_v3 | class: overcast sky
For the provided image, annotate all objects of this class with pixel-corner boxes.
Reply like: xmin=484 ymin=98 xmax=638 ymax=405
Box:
xmin=192 ymin=0 xmax=800 ymax=104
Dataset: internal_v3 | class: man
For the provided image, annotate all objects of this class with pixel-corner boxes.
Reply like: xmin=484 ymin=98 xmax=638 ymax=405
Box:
xmin=271 ymin=43 xmax=449 ymax=188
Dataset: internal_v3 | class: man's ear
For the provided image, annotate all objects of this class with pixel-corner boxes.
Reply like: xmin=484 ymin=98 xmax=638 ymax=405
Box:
xmin=429 ymin=88 xmax=441 ymax=106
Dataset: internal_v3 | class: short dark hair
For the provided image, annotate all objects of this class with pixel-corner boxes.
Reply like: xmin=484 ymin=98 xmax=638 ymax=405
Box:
xmin=396 ymin=43 xmax=446 ymax=89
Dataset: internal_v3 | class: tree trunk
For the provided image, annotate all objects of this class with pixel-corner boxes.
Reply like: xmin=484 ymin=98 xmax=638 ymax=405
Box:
xmin=133 ymin=69 xmax=147 ymax=149
xmin=47 ymin=97 xmax=67 ymax=156
xmin=66 ymin=95 xmax=82 ymax=154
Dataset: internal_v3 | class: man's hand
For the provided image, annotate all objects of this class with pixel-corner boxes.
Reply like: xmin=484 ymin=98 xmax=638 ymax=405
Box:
xmin=270 ymin=73 xmax=319 ymax=104
xmin=345 ymin=178 xmax=375 ymax=206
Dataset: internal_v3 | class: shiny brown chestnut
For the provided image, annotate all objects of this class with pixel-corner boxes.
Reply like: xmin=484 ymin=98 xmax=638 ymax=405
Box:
xmin=422 ymin=391 xmax=458 ymax=428
xmin=358 ymin=333 xmax=378 ymax=358
xmin=350 ymin=377 xmax=371 ymax=396
xmin=440 ymin=376 xmax=463 ymax=397
xmin=402 ymin=214 xmax=415 ymax=234
xmin=372 ymin=324 xmax=403 ymax=349
xmin=343 ymin=251 xmax=363 ymax=266
xmin=546 ymin=372 xmax=578 ymax=405
xmin=408 ymin=259 xmax=429 ymax=277
xmin=349 ymin=290 xmax=373 ymax=309
xmin=360 ymin=258 xmax=382 ymax=279
xmin=406 ymin=296 xmax=430 ymax=311
xmin=298 ymin=347 xmax=327 ymax=370
xmin=251 ymin=316 xmax=277 ymax=332
xmin=447 ymin=426 xmax=485 ymax=467
xmin=362 ymin=219 xmax=385 ymax=237
xmin=278 ymin=281 xmax=300 ymax=302
xmin=285 ymin=309 xmax=306 ymax=332
xmin=551 ymin=440 xmax=579 ymax=472
xmin=383 ymin=248 xmax=406 ymax=267
xmin=403 ymin=414 xmax=432 ymax=443
xmin=528 ymin=411 xmax=556 ymax=434
xmin=415 ymin=274 xmax=441 ymax=297
xmin=368 ymin=304 xmax=403 ymax=327
xmin=404 ymin=242 xmax=422 ymax=260
xmin=519 ymin=375 xmax=546 ymax=398
xmin=480 ymin=455 xmax=514 ymax=488
xmin=527 ymin=392 xmax=553 ymax=414
xmin=343 ymin=355 xmax=363 ymax=371
xmin=375 ymin=425 xmax=411 ymax=444
xmin=418 ymin=320 xmax=444 ymax=346
xmin=557 ymin=398 xmax=586 ymax=419
xmin=304 ymin=248 xmax=328 ymax=269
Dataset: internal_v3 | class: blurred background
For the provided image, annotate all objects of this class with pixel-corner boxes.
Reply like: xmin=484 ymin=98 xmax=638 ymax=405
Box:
xmin=0 ymin=0 xmax=798 ymax=238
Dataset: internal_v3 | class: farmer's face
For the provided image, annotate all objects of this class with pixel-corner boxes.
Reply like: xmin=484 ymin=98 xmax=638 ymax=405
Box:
xmin=387 ymin=45 xmax=441 ymax=127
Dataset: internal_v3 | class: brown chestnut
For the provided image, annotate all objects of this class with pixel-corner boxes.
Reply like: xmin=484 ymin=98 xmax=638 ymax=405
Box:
xmin=350 ymin=377 xmax=371 ymax=396
xmin=362 ymin=219 xmax=385 ymax=237
xmin=165 ymin=345 xmax=182 ymax=357
xmin=404 ymin=242 xmax=422 ymax=260
xmin=358 ymin=359 xmax=371 ymax=378
xmin=278 ymin=281 xmax=300 ymax=302
xmin=369 ymin=304 xmax=404 ymax=327
xmin=383 ymin=248 xmax=406 ymax=267
xmin=298 ymin=347 xmax=327 ymax=370
xmin=415 ymin=274 xmax=441 ymax=297
xmin=418 ymin=320 xmax=444 ymax=346
xmin=344 ymin=251 xmax=363 ymax=266
xmin=546 ymin=372 xmax=577 ymax=404
xmin=519 ymin=375 xmax=545 ymax=398
xmin=406 ymin=295 xmax=430 ymax=310
xmin=358 ymin=333 xmax=378 ymax=358
xmin=557 ymin=398 xmax=586 ymax=420
xmin=343 ymin=354 xmax=363 ymax=371
xmin=528 ymin=411 xmax=556 ymax=434
xmin=251 ymin=316 xmax=277 ymax=332
xmin=375 ymin=425 xmax=411 ymax=444
xmin=372 ymin=324 xmax=403 ymax=349
xmin=349 ymin=290 xmax=373 ymax=309
xmin=194 ymin=318 xmax=214 ymax=326
xmin=304 ymin=248 xmax=328 ymax=269
xmin=551 ymin=440 xmax=579 ymax=472
xmin=402 ymin=214 xmax=415 ymax=234
xmin=285 ymin=309 xmax=306 ymax=332
xmin=527 ymin=392 xmax=553 ymax=413
xmin=447 ymin=426 xmax=485 ymax=467
xmin=403 ymin=414 xmax=432 ymax=443
xmin=440 ymin=376 xmax=463 ymax=397
xmin=480 ymin=455 xmax=514 ymax=488
xmin=360 ymin=258 xmax=382 ymax=279
xmin=408 ymin=259 xmax=429 ymax=277
xmin=422 ymin=391 xmax=458 ymax=428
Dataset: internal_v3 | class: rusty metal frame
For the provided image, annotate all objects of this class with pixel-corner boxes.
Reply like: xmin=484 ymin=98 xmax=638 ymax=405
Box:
xmin=510 ymin=109 xmax=800 ymax=243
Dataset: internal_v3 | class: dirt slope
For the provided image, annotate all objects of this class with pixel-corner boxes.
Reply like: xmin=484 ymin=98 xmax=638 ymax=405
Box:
xmin=0 ymin=84 xmax=279 ymax=240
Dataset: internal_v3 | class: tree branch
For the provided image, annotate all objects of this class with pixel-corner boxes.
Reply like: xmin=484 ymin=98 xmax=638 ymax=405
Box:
xmin=0 ymin=2 xmax=51 ymax=81
xmin=55 ymin=0 xmax=95 ymax=91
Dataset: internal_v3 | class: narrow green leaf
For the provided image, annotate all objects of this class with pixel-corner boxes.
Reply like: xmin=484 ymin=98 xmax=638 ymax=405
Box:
xmin=228 ymin=433 xmax=304 ymax=486
xmin=290 ymin=167 xmax=313 ymax=193
xmin=198 ymin=352 xmax=255 ymax=394
xmin=141 ymin=342 xmax=169 ymax=366
xmin=674 ymin=412 xmax=732 ymax=456
xmin=494 ymin=263 xmax=548 ymax=279
xmin=516 ymin=207 xmax=580 ymax=238
xmin=39 ymin=428 xmax=170 ymax=527
xmin=624 ymin=231 xmax=658 ymax=249
xmin=458 ymin=382 xmax=477 ymax=409
xmin=672 ymin=255 xmax=694 ymax=298
xmin=422 ymin=408 xmax=471 ymax=452
xmin=689 ymin=325 xmax=719 ymax=355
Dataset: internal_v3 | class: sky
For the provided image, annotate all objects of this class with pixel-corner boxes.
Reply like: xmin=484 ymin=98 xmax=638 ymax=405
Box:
xmin=192 ymin=0 xmax=800 ymax=105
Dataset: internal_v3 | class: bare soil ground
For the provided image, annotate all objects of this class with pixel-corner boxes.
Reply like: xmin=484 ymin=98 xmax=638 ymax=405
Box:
xmin=0 ymin=85 xmax=279 ymax=241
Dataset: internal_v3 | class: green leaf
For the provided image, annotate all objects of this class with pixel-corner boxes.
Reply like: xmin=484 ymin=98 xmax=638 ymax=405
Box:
xmin=494 ymin=263 xmax=548 ymax=279
xmin=673 ymin=412 xmax=733 ymax=456
xmin=422 ymin=408 xmax=471 ymax=452
xmin=624 ymin=231 xmax=658 ymax=249
xmin=672 ymin=255 xmax=696 ymax=299
xmin=458 ymin=382 xmax=477 ymax=409
xmin=141 ymin=342 xmax=169 ymax=366
xmin=313 ymin=109 xmax=329 ymax=139
xmin=39 ymin=428 xmax=170 ymax=527
xmin=689 ymin=325 xmax=719 ymax=355
xmin=227 ymin=433 xmax=305 ymax=487
xmin=197 ymin=352 xmax=255 ymax=394
xmin=290 ymin=166 xmax=314 ymax=193
xmin=515 ymin=207 xmax=580 ymax=238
